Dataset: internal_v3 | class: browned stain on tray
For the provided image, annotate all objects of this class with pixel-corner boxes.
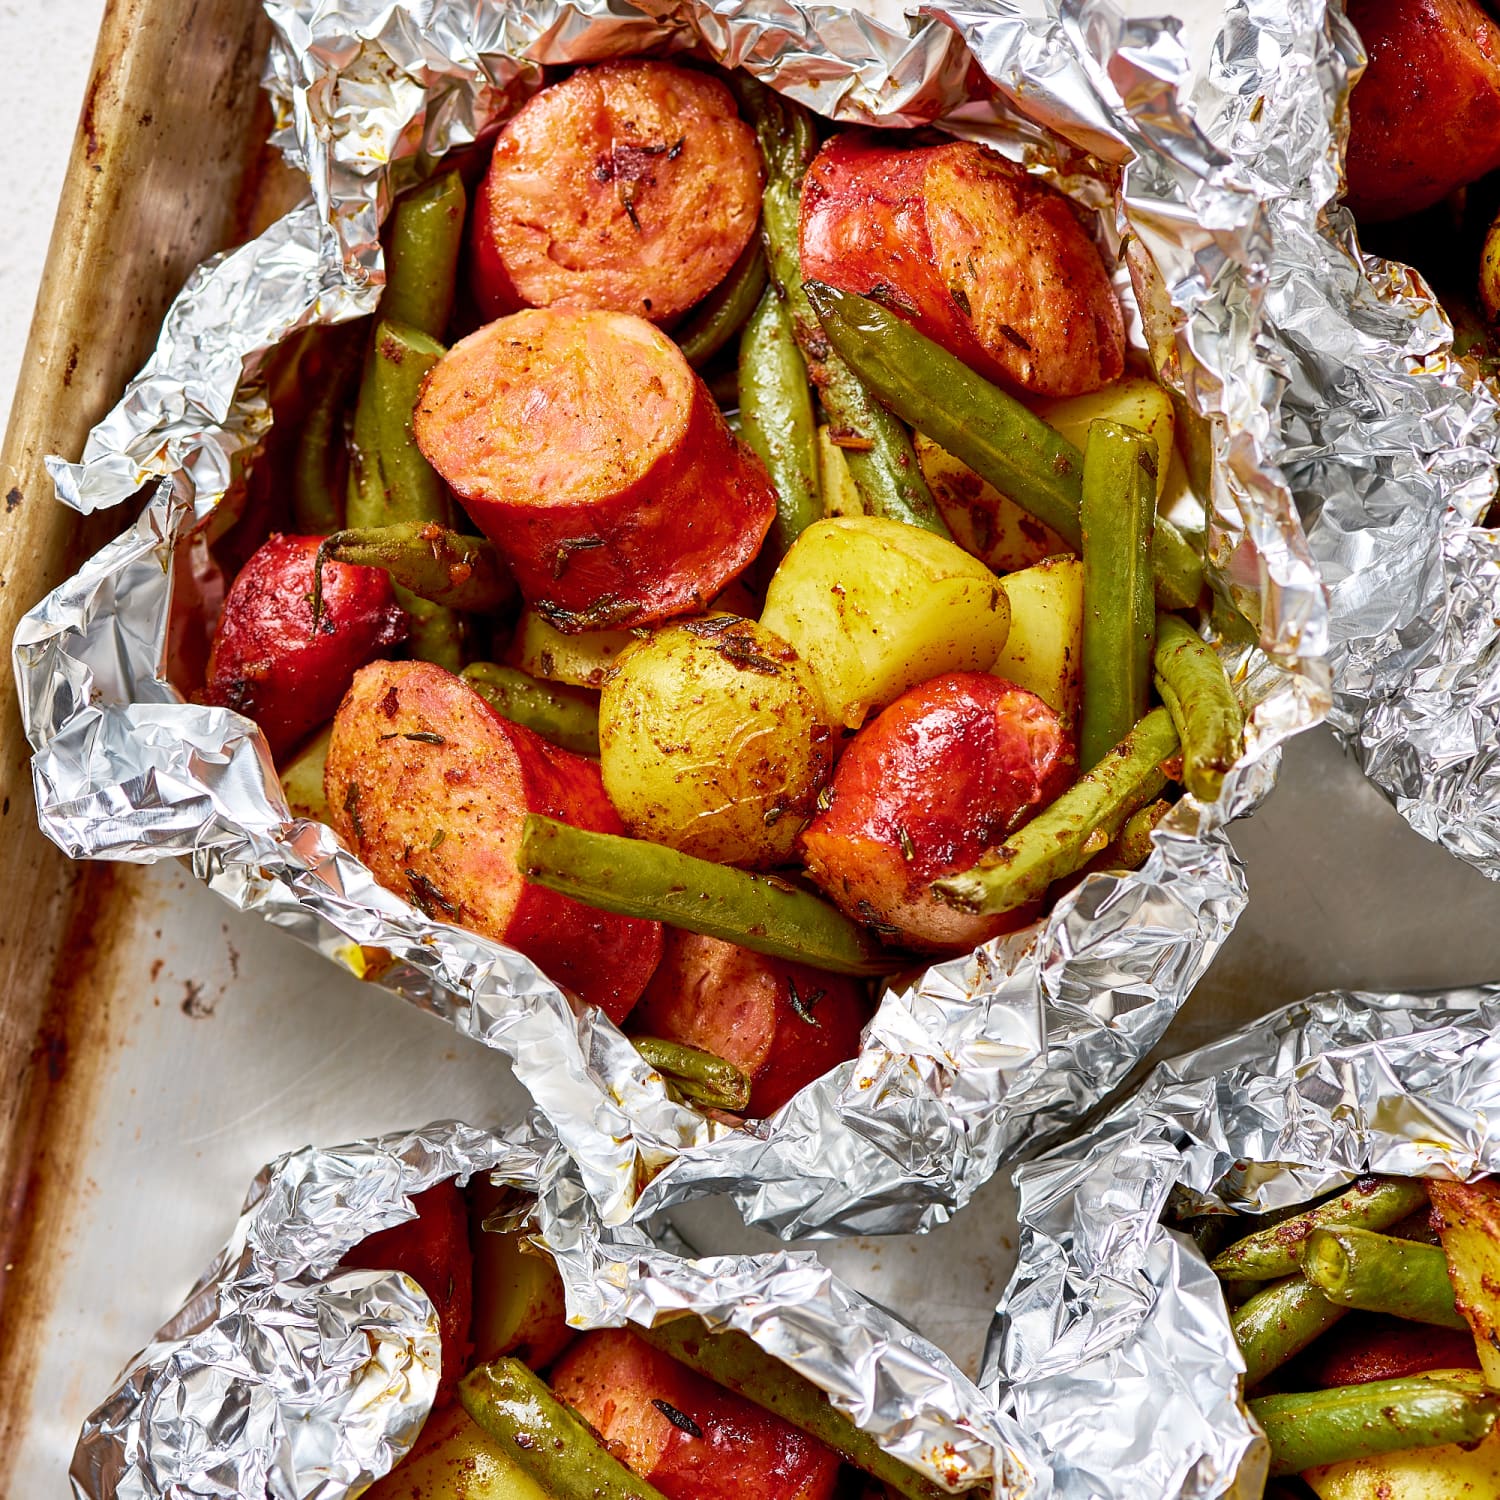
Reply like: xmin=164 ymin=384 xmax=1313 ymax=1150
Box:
xmin=0 ymin=0 xmax=280 ymax=1471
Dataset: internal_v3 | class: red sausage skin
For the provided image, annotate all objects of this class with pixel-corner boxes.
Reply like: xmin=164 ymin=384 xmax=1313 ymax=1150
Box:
xmin=800 ymin=133 xmax=1124 ymax=398
xmin=341 ymin=1181 xmax=473 ymax=1409
xmin=326 ymin=660 xmax=662 ymax=1022
xmin=472 ymin=60 xmax=762 ymax=323
xmin=800 ymin=673 xmax=1075 ymax=951
xmin=631 ymin=930 xmax=872 ymax=1117
xmin=551 ymin=1329 xmax=841 ymax=1500
xmin=1291 ymin=1312 xmax=1481 ymax=1388
xmin=414 ymin=310 xmax=776 ymax=631
xmin=1345 ymin=0 xmax=1500 ymax=221
xmin=204 ymin=534 xmax=408 ymax=759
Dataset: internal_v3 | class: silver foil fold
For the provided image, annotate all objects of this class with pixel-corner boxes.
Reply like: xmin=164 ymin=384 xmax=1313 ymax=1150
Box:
xmin=17 ymin=0 xmax=1334 ymax=1235
xmin=983 ymin=984 xmax=1500 ymax=1500
xmin=70 ymin=1118 xmax=1040 ymax=1499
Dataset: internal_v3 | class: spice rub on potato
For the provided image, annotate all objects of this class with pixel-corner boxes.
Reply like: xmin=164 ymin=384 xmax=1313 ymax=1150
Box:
xmin=799 ymin=133 xmax=1125 ymax=397
xmin=413 ymin=309 xmax=777 ymax=630
xmin=801 ymin=671 xmax=1075 ymax=950
xmin=471 ymin=60 xmax=763 ymax=323
xmin=204 ymin=533 xmax=408 ymax=759
xmin=598 ymin=616 xmax=832 ymax=868
xmin=551 ymin=1329 xmax=841 ymax=1500
xmin=631 ymin=930 xmax=871 ymax=1117
xmin=325 ymin=659 xmax=661 ymax=1021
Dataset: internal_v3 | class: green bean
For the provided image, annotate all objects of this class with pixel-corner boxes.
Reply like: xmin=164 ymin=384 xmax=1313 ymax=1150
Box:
xmin=1116 ymin=798 xmax=1170 ymax=870
xmin=292 ymin=340 xmax=361 ymax=533
xmin=1250 ymin=1376 xmax=1500 ymax=1476
xmin=1232 ymin=1275 xmax=1347 ymax=1388
xmin=677 ymin=239 xmax=769 ymax=368
xmin=1302 ymin=1227 xmax=1466 ymax=1328
xmin=733 ymin=80 xmax=949 ymax=538
xmin=1079 ymin=420 xmax=1157 ymax=771
xmin=347 ymin=320 xmax=462 ymax=670
xmin=803 ymin=281 xmax=1205 ymax=608
xmin=631 ymin=1036 xmax=752 ymax=1113
xmin=1211 ymin=1178 xmax=1429 ymax=1281
xmin=381 ymin=170 xmax=467 ymax=341
xmin=459 ymin=1358 xmax=669 ymax=1500
xmin=518 ymin=815 xmax=897 ymax=975
xmin=740 ymin=286 xmax=821 ymax=560
xmin=932 ymin=707 xmax=1178 ymax=917
xmin=640 ymin=1318 xmax=948 ymax=1500
xmin=318 ymin=522 xmax=514 ymax=613
xmin=279 ymin=724 xmax=331 ymax=822
xmin=461 ymin=663 xmax=600 ymax=758
xmin=1154 ymin=613 xmax=1243 ymax=802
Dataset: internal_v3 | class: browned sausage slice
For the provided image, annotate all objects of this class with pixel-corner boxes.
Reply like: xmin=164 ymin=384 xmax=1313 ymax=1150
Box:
xmin=414 ymin=308 xmax=776 ymax=629
xmin=472 ymin=60 xmax=763 ymax=323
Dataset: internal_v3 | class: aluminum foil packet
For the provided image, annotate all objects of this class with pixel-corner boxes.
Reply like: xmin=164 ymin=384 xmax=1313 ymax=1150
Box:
xmin=982 ymin=983 xmax=1500 ymax=1500
xmin=14 ymin=0 xmax=1334 ymax=1236
xmin=69 ymin=1117 xmax=1038 ymax=1500
xmin=1252 ymin=8 xmax=1500 ymax=872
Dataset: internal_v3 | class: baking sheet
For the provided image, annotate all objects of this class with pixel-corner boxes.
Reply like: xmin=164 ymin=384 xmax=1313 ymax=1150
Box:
xmin=17 ymin=725 xmax=1500 ymax=1495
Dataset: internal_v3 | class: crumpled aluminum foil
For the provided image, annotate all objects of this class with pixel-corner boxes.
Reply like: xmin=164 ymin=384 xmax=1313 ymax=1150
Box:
xmin=71 ymin=1117 xmax=1040 ymax=1499
xmin=1241 ymin=5 xmax=1500 ymax=873
xmin=14 ymin=0 xmax=1335 ymax=1236
xmin=983 ymin=983 xmax=1500 ymax=1500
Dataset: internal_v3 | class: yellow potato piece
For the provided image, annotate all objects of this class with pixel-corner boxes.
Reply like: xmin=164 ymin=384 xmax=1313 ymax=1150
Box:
xmin=761 ymin=516 xmax=1010 ymax=730
xmin=1032 ymin=374 xmax=1175 ymax=504
xmin=509 ymin=607 xmax=636 ymax=690
xmin=917 ymin=431 xmax=1066 ymax=574
xmin=599 ymin=616 xmax=829 ymax=865
xmin=1430 ymin=1179 xmax=1500 ymax=1385
xmin=991 ymin=556 xmax=1082 ymax=722
xmin=817 ymin=426 xmax=865 ymax=518
xmin=1306 ymin=1371 xmax=1500 ymax=1500
xmin=364 ymin=1401 xmax=549 ymax=1500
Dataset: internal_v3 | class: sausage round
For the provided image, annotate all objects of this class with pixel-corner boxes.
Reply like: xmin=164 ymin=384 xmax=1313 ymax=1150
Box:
xmin=204 ymin=533 xmax=408 ymax=759
xmin=413 ymin=309 xmax=777 ymax=630
xmin=551 ymin=1329 xmax=841 ymax=1500
xmin=472 ymin=60 xmax=763 ymax=323
xmin=799 ymin=133 xmax=1124 ymax=398
xmin=631 ymin=930 xmax=871 ymax=1117
xmin=325 ymin=659 xmax=662 ymax=1021
xmin=800 ymin=671 xmax=1075 ymax=951
xmin=1345 ymin=0 xmax=1500 ymax=221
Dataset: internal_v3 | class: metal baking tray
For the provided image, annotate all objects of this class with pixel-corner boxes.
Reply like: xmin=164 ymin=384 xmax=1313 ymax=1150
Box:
xmin=8 ymin=2 xmax=1500 ymax=1493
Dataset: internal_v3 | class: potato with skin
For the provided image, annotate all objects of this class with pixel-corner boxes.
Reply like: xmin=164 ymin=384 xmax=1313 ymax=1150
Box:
xmin=991 ymin=556 xmax=1084 ymax=721
xmin=509 ymin=606 xmax=635 ymax=691
xmin=761 ymin=516 xmax=1011 ymax=730
xmin=599 ymin=616 xmax=832 ymax=867
xmin=1030 ymin=376 xmax=1175 ymax=504
xmin=468 ymin=1178 xmax=572 ymax=1371
xmin=1429 ymin=1177 xmax=1500 ymax=1384
xmin=326 ymin=660 xmax=662 ymax=1022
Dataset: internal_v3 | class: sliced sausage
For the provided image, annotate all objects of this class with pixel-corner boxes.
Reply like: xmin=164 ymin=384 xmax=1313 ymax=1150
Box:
xmin=414 ymin=309 xmax=776 ymax=629
xmin=799 ymin=133 xmax=1124 ymax=398
xmin=325 ymin=659 xmax=662 ymax=1021
xmin=472 ymin=60 xmax=763 ymax=323
xmin=800 ymin=672 xmax=1075 ymax=951
xmin=631 ymin=930 xmax=871 ymax=1117
xmin=341 ymin=1181 xmax=472 ymax=1408
xmin=551 ymin=1328 xmax=841 ymax=1500
xmin=1290 ymin=1312 xmax=1481 ymax=1389
xmin=204 ymin=533 xmax=408 ymax=759
xmin=1345 ymin=0 xmax=1500 ymax=221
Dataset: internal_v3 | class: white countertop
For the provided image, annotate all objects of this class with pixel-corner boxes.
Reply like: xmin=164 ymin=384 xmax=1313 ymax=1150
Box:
xmin=0 ymin=0 xmax=109 ymax=435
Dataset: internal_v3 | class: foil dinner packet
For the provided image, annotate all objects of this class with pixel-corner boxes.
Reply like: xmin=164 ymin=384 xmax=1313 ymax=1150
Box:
xmin=983 ymin=983 xmax=1500 ymax=1500
xmin=68 ymin=1119 xmax=1037 ymax=1500
xmin=14 ymin=0 xmax=1338 ymax=1236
